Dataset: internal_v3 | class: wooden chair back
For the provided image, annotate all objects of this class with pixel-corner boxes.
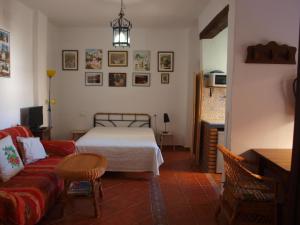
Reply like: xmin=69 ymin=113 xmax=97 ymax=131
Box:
xmin=217 ymin=145 xmax=277 ymax=198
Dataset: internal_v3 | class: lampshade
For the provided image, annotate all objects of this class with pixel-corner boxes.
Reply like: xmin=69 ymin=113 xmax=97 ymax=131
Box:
xmin=163 ymin=113 xmax=170 ymax=123
xmin=110 ymin=0 xmax=132 ymax=47
xmin=47 ymin=70 xmax=56 ymax=78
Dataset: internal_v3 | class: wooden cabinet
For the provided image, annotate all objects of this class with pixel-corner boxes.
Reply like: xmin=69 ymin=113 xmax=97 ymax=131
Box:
xmin=199 ymin=121 xmax=224 ymax=173
xmin=71 ymin=130 xmax=87 ymax=141
xmin=31 ymin=127 xmax=51 ymax=140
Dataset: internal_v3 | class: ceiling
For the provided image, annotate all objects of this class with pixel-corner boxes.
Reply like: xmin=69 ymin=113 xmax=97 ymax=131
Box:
xmin=17 ymin=0 xmax=209 ymax=28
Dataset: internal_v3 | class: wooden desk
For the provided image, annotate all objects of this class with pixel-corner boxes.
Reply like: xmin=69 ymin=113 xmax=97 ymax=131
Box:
xmin=252 ymin=148 xmax=291 ymax=172
xmin=251 ymin=148 xmax=291 ymax=225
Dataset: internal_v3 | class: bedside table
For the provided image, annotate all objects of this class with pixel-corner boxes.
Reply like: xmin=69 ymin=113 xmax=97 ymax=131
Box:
xmin=31 ymin=127 xmax=51 ymax=140
xmin=159 ymin=132 xmax=175 ymax=151
xmin=71 ymin=130 xmax=87 ymax=141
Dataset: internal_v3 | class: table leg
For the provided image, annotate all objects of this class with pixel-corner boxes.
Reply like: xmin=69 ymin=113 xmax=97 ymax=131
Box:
xmin=62 ymin=180 xmax=71 ymax=217
xmin=258 ymin=158 xmax=266 ymax=175
xmin=92 ymin=180 xmax=101 ymax=218
xmin=99 ymin=179 xmax=103 ymax=199
xmin=172 ymin=135 xmax=175 ymax=151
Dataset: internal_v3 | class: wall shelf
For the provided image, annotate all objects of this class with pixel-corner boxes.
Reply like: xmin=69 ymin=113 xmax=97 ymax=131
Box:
xmin=245 ymin=41 xmax=296 ymax=64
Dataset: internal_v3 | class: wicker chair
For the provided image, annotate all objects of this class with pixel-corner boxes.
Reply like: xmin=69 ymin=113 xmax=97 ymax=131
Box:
xmin=216 ymin=145 xmax=278 ymax=225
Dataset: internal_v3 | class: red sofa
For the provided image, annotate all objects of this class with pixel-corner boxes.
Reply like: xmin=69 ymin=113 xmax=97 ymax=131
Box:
xmin=0 ymin=126 xmax=75 ymax=225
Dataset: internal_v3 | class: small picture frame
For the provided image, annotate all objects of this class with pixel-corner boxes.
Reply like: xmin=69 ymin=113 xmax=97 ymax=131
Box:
xmin=158 ymin=51 xmax=174 ymax=72
xmin=85 ymin=72 xmax=103 ymax=86
xmin=108 ymin=51 xmax=128 ymax=67
xmin=85 ymin=49 xmax=103 ymax=69
xmin=132 ymin=73 xmax=151 ymax=87
xmin=0 ymin=28 xmax=10 ymax=78
xmin=62 ymin=50 xmax=78 ymax=70
xmin=109 ymin=73 xmax=127 ymax=87
xmin=161 ymin=73 xmax=169 ymax=84
xmin=133 ymin=50 xmax=151 ymax=71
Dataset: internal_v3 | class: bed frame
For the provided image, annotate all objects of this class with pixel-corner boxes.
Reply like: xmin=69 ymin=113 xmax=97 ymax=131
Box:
xmin=93 ymin=113 xmax=151 ymax=128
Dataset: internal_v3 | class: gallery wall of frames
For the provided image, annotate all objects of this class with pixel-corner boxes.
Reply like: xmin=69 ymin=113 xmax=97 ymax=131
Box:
xmin=61 ymin=49 xmax=174 ymax=87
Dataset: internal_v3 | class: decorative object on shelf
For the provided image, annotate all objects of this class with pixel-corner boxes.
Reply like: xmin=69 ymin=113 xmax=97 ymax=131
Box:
xmin=85 ymin=72 xmax=103 ymax=86
xmin=109 ymin=72 xmax=127 ymax=87
xmin=163 ymin=113 xmax=170 ymax=134
xmin=133 ymin=50 xmax=151 ymax=71
xmin=132 ymin=73 xmax=151 ymax=87
xmin=47 ymin=69 xmax=56 ymax=128
xmin=110 ymin=0 xmax=132 ymax=47
xmin=108 ymin=51 xmax=128 ymax=67
xmin=161 ymin=73 xmax=169 ymax=84
xmin=62 ymin=50 xmax=78 ymax=70
xmin=0 ymin=28 xmax=10 ymax=77
xmin=85 ymin=49 xmax=103 ymax=69
xmin=68 ymin=181 xmax=91 ymax=195
xmin=245 ymin=41 xmax=296 ymax=64
xmin=158 ymin=51 xmax=174 ymax=72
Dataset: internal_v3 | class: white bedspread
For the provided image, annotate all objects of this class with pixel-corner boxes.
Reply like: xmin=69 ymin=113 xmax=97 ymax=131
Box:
xmin=76 ymin=127 xmax=164 ymax=175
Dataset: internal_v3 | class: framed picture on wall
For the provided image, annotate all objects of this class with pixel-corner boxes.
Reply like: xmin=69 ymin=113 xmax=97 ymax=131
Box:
xmin=85 ymin=72 xmax=103 ymax=86
xmin=109 ymin=73 xmax=127 ymax=87
xmin=133 ymin=50 xmax=151 ymax=71
xmin=108 ymin=51 xmax=128 ymax=67
xmin=161 ymin=73 xmax=169 ymax=84
xmin=132 ymin=73 xmax=151 ymax=87
xmin=62 ymin=50 xmax=78 ymax=70
xmin=0 ymin=29 xmax=10 ymax=78
xmin=158 ymin=51 xmax=174 ymax=72
xmin=85 ymin=49 xmax=103 ymax=69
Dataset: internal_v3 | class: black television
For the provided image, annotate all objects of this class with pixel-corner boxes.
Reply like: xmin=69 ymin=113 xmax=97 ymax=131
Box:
xmin=20 ymin=106 xmax=43 ymax=130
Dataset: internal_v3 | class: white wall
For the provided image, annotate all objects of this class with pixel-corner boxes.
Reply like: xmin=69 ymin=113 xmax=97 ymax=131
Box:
xmin=0 ymin=0 xmax=49 ymax=129
xmin=33 ymin=11 xmax=48 ymax=126
xmin=186 ymin=26 xmax=201 ymax=147
xmin=0 ymin=0 xmax=34 ymax=129
xmin=226 ymin=0 xmax=299 ymax=153
xmin=198 ymin=0 xmax=228 ymax=71
xmin=51 ymin=27 xmax=196 ymax=146
xmin=202 ymin=28 xmax=228 ymax=73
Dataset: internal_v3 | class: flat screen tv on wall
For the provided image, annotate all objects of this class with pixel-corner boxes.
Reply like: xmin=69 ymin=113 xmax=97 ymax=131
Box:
xmin=20 ymin=106 xmax=43 ymax=130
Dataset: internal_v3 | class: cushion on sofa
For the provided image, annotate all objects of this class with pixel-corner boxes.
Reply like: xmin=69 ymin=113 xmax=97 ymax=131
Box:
xmin=0 ymin=136 xmax=24 ymax=182
xmin=0 ymin=126 xmax=33 ymax=151
xmin=0 ymin=126 xmax=76 ymax=225
xmin=17 ymin=137 xmax=48 ymax=164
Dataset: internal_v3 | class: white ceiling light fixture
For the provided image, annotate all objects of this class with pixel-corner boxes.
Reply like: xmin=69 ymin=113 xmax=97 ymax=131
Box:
xmin=110 ymin=0 xmax=132 ymax=47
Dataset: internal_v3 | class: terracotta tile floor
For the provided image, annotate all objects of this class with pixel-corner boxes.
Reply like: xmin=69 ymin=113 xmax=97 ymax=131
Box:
xmin=40 ymin=149 xmax=221 ymax=225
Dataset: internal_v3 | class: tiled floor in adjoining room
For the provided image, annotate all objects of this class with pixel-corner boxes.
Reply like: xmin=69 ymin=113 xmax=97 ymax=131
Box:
xmin=41 ymin=148 xmax=221 ymax=225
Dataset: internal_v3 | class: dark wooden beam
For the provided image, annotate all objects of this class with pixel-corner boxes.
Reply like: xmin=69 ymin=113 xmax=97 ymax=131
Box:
xmin=199 ymin=5 xmax=229 ymax=40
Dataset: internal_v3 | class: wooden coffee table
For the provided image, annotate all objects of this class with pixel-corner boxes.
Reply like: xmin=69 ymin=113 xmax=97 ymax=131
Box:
xmin=55 ymin=153 xmax=107 ymax=218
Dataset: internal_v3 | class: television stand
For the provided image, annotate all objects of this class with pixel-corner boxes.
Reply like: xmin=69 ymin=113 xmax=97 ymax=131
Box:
xmin=31 ymin=127 xmax=51 ymax=140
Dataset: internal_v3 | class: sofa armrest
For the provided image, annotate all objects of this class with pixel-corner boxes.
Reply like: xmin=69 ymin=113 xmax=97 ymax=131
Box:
xmin=41 ymin=140 xmax=76 ymax=156
xmin=0 ymin=191 xmax=24 ymax=225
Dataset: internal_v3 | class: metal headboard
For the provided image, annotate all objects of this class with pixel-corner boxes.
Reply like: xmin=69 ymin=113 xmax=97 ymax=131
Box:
xmin=93 ymin=113 xmax=151 ymax=128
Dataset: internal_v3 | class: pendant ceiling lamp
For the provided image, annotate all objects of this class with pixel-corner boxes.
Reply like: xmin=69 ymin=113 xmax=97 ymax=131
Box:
xmin=110 ymin=0 xmax=132 ymax=47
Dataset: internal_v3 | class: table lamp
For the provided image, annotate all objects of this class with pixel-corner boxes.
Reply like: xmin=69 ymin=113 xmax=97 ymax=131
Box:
xmin=163 ymin=113 xmax=170 ymax=133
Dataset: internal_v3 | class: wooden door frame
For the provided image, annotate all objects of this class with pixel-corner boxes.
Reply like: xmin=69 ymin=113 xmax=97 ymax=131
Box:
xmin=286 ymin=21 xmax=300 ymax=225
xmin=192 ymin=72 xmax=204 ymax=162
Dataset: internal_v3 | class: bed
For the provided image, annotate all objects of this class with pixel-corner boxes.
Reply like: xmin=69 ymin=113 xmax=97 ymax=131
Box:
xmin=76 ymin=113 xmax=164 ymax=175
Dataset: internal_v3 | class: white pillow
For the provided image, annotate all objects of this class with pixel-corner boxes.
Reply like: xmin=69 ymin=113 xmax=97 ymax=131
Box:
xmin=0 ymin=136 xmax=24 ymax=182
xmin=17 ymin=137 xmax=48 ymax=165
